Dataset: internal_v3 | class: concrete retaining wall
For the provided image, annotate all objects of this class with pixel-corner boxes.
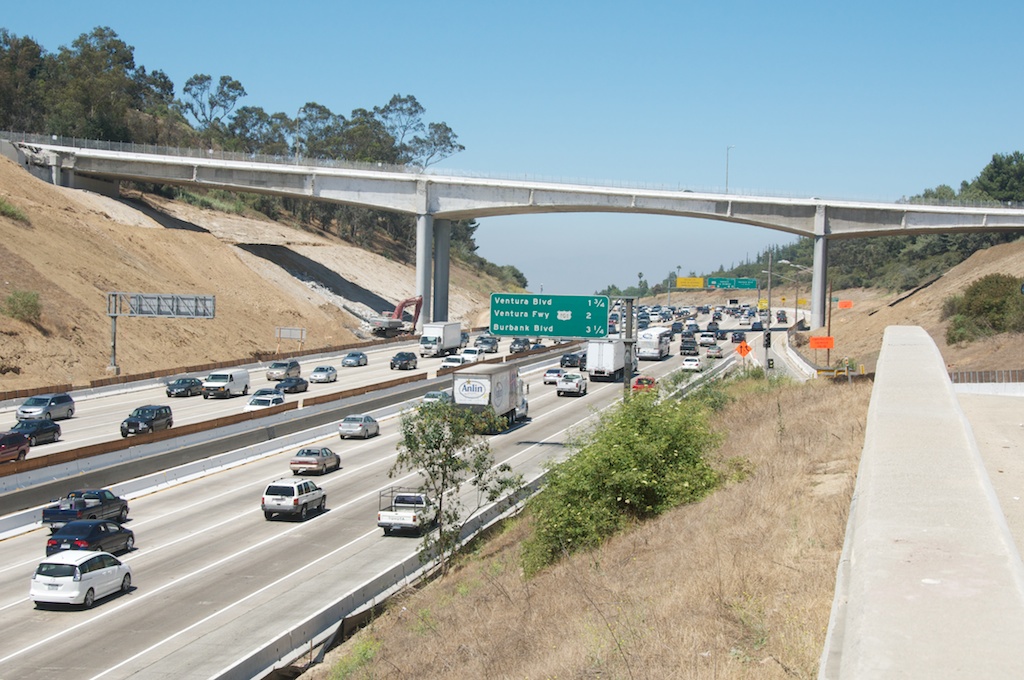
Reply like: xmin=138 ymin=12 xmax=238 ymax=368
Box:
xmin=818 ymin=326 xmax=1024 ymax=679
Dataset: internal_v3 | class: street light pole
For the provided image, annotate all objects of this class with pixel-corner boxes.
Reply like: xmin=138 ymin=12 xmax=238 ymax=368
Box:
xmin=725 ymin=145 xmax=735 ymax=194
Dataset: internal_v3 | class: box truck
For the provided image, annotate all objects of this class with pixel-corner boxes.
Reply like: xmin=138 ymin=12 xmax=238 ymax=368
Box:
xmin=586 ymin=338 xmax=636 ymax=382
xmin=419 ymin=321 xmax=462 ymax=357
xmin=453 ymin=363 xmax=529 ymax=428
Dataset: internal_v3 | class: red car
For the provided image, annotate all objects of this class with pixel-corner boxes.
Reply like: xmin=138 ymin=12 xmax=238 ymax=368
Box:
xmin=0 ymin=432 xmax=30 ymax=463
xmin=631 ymin=376 xmax=657 ymax=392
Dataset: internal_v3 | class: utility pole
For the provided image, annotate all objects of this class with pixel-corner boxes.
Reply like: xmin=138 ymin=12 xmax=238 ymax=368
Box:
xmin=622 ymin=297 xmax=635 ymax=401
xmin=725 ymin=145 xmax=735 ymax=194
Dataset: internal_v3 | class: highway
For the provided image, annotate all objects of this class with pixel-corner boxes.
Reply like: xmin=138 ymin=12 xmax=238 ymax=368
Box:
xmin=0 ymin=314 xmax=770 ymax=678
xmin=0 ymin=330 xmax=727 ymax=678
xmin=0 ymin=340 xmax=446 ymax=459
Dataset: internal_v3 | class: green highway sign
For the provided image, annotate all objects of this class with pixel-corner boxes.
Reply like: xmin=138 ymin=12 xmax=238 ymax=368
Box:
xmin=707 ymin=277 xmax=758 ymax=290
xmin=490 ymin=293 xmax=609 ymax=338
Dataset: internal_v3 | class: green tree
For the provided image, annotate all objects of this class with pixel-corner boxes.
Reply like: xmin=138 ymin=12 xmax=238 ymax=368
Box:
xmin=391 ymin=402 xmax=522 ymax=575
xmin=0 ymin=29 xmax=47 ymax=132
xmin=45 ymin=27 xmax=138 ymax=140
xmin=974 ymin=152 xmax=1024 ymax=203
xmin=409 ymin=121 xmax=465 ymax=168
xmin=2 ymin=290 xmax=41 ymax=324
xmin=180 ymin=73 xmax=247 ymax=140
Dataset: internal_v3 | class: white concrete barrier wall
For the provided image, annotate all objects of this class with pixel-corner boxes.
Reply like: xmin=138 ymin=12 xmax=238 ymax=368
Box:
xmin=819 ymin=326 xmax=1024 ymax=679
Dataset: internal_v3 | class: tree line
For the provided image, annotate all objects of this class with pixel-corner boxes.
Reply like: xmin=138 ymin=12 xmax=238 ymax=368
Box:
xmin=0 ymin=26 xmax=527 ymax=289
xmin=597 ymin=154 xmax=1024 ymax=298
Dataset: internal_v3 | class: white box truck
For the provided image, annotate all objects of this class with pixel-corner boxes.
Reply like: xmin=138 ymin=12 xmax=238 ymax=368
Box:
xmin=586 ymin=338 xmax=636 ymax=382
xmin=453 ymin=363 xmax=529 ymax=428
xmin=419 ymin=321 xmax=463 ymax=357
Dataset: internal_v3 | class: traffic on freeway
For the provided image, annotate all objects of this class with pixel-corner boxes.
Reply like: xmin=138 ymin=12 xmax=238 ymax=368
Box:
xmin=0 ymin=309 xmax=776 ymax=678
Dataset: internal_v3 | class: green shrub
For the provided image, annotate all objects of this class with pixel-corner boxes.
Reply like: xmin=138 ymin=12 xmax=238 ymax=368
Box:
xmin=0 ymin=197 xmax=29 ymax=223
xmin=2 ymin=290 xmax=41 ymax=324
xmin=941 ymin=273 xmax=1024 ymax=343
xmin=521 ymin=391 xmax=721 ymax=576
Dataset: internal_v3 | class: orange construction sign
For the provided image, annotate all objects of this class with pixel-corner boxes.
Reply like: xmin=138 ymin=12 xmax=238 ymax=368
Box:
xmin=808 ymin=336 xmax=834 ymax=349
xmin=736 ymin=341 xmax=752 ymax=357
xmin=838 ymin=300 xmax=853 ymax=309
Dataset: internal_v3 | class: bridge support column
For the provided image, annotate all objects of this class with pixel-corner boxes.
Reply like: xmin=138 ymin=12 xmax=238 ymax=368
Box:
xmin=433 ymin=219 xmax=451 ymax=322
xmin=811 ymin=205 xmax=828 ymax=329
xmin=415 ymin=214 xmax=433 ymax=332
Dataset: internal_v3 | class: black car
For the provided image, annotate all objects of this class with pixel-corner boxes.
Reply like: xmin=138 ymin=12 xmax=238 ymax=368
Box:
xmin=390 ymin=351 xmax=418 ymax=370
xmin=560 ymin=352 xmax=581 ymax=368
xmin=10 ymin=419 xmax=61 ymax=446
xmin=731 ymin=331 xmax=746 ymax=343
xmin=120 ymin=405 xmax=173 ymax=438
xmin=751 ymin=320 xmax=764 ymax=332
xmin=277 ymin=377 xmax=309 ymax=393
xmin=165 ymin=377 xmax=203 ymax=398
xmin=509 ymin=338 xmax=531 ymax=354
xmin=45 ymin=519 xmax=134 ymax=556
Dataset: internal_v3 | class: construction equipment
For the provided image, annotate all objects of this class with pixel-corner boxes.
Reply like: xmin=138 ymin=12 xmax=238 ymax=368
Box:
xmin=369 ymin=296 xmax=423 ymax=337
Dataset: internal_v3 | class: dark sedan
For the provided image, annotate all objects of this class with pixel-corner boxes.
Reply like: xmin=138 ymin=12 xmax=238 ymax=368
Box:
xmin=45 ymin=519 xmax=134 ymax=556
xmin=165 ymin=377 xmax=203 ymax=397
xmin=390 ymin=351 xmax=418 ymax=370
xmin=277 ymin=377 xmax=309 ymax=393
xmin=10 ymin=419 xmax=61 ymax=446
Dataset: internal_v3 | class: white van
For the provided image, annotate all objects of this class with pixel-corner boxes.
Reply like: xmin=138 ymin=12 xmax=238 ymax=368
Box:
xmin=201 ymin=369 xmax=250 ymax=399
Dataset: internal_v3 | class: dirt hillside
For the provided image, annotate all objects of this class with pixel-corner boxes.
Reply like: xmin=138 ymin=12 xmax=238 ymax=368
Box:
xmin=0 ymin=155 xmax=493 ymax=390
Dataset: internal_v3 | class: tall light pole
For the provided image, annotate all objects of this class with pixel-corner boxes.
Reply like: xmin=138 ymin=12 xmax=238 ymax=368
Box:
xmin=777 ymin=260 xmax=812 ymax=326
xmin=725 ymin=145 xmax=735 ymax=194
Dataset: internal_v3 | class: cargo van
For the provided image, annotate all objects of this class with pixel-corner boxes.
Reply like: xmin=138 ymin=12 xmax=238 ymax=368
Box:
xmin=201 ymin=369 xmax=250 ymax=399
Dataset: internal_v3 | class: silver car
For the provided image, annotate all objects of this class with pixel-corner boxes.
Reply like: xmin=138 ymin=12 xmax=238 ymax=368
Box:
xmin=309 ymin=366 xmax=338 ymax=383
xmin=338 ymin=414 xmax=380 ymax=439
xmin=17 ymin=393 xmax=75 ymax=421
xmin=341 ymin=352 xmax=368 ymax=367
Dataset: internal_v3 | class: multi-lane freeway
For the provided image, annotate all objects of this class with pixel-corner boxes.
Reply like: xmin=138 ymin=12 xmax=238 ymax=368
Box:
xmin=0 ymin=321 xmax=766 ymax=679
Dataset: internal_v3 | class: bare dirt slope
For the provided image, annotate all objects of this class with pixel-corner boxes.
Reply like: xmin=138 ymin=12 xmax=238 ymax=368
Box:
xmin=0 ymin=156 xmax=491 ymax=390
xmin=802 ymin=239 xmax=1024 ymax=373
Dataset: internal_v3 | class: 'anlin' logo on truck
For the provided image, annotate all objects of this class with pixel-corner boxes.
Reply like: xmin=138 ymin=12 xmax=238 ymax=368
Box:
xmin=458 ymin=380 xmax=487 ymax=398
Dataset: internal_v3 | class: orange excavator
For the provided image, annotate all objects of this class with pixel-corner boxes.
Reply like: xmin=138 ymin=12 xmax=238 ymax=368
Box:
xmin=369 ymin=295 xmax=423 ymax=337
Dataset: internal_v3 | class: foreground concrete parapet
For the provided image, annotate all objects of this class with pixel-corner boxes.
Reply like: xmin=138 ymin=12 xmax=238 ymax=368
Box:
xmin=819 ymin=325 xmax=1024 ymax=679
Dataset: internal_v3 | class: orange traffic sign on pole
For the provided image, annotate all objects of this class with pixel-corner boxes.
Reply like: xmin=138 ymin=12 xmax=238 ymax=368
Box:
xmin=736 ymin=341 xmax=752 ymax=357
xmin=809 ymin=336 xmax=834 ymax=349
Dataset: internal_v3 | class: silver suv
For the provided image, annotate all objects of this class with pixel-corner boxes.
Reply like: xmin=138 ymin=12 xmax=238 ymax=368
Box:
xmin=17 ymin=393 xmax=75 ymax=421
xmin=261 ymin=479 xmax=325 ymax=521
xmin=266 ymin=360 xmax=301 ymax=381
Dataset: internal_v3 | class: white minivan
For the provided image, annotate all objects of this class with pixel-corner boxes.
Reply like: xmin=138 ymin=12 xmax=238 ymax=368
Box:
xmin=30 ymin=550 xmax=132 ymax=608
xmin=201 ymin=368 xmax=250 ymax=399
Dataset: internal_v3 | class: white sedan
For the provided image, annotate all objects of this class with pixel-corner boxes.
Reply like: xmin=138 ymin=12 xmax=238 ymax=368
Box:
xmin=680 ymin=356 xmax=704 ymax=372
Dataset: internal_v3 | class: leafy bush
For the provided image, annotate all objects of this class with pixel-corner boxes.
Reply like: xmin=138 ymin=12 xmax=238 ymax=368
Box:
xmin=521 ymin=391 xmax=721 ymax=576
xmin=0 ymin=197 xmax=29 ymax=223
xmin=2 ymin=290 xmax=42 ymax=324
xmin=942 ymin=273 xmax=1024 ymax=343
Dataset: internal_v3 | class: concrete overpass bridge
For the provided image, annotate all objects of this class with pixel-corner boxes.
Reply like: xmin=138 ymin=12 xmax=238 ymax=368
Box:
xmin=5 ymin=132 xmax=1024 ymax=330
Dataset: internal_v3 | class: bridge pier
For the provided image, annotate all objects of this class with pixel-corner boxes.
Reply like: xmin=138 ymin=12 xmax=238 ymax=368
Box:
xmin=415 ymin=214 xmax=433 ymax=332
xmin=433 ymin=219 xmax=451 ymax=322
xmin=811 ymin=207 xmax=828 ymax=329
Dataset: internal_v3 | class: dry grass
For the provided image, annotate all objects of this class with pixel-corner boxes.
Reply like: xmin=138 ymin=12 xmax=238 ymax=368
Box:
xmin=303 ymin=377 xmax=871 ymax=680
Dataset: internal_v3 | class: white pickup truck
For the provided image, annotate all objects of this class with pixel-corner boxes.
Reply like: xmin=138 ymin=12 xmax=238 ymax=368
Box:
xmin=556 ymin=372 xmax=588 ymax=397
xmin=377 ymin=487 xmax=437 ymax=536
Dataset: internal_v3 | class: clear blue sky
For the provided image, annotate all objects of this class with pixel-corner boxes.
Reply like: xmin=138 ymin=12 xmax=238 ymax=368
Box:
xmin=5 ymin=1 xmax=1022 ymax=295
